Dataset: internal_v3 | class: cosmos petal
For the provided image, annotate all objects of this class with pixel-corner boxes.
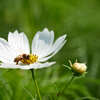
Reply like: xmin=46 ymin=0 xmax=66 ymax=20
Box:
xmin=8 ymin=30 xmax=30 ymax=55
xmin=32 ymin=28 xmax=54 ymax=58
xmin=38 ymin=34 xmax=67 ymax=62
xmin=29 ymin=62 xmax=56 ymax=69
xmin=39 ymin=40 xmax=66 ymax=62
xmin=32 ymin=33 xmax=39 ymax=54
xmin=52 ymin=34 xmax=67 ymax=53
xmin=0 ymin=62 xmax=56 ymax=70
xmin=0 ymin=63 xmax=21 ymax=69
xmin=0 ymin=38 xmax=16 ymax=63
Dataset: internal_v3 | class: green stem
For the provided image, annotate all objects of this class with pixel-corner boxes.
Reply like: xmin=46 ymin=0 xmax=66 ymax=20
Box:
xmin=31 ymin=69 xmax=42 ymax=100
xmin=57 ymin=75 xmax=75 ymax=97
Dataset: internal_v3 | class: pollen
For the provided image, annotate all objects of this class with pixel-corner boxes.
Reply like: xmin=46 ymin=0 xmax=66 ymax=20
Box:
xmin=14 ymin=54 xmax=38 ymax=65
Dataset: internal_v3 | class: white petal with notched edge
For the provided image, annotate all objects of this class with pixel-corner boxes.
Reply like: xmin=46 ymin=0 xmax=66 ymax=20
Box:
xmin=8 ymin=30 xmax=30 ymax=55
xmin=0 ymin=62 xmax=56 ymax=69
xmin=32 ymin=28 xmax=67 ymax=62
xmin=32 ymin=28 xmax=54 ymax=58
xmin=0 ymin=38 xmax=16 ymax=63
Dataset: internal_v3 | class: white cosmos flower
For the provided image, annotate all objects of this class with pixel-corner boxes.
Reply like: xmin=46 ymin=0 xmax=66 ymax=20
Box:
xmin=0 ymin=28 xmax=67 ymax=70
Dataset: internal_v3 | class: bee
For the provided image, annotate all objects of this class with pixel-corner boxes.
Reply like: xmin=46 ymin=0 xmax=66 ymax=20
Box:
xmin=14 ymin=54 xmax=29 ymax=65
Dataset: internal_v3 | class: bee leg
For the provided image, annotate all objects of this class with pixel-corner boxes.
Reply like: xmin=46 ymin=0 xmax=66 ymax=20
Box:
xmin=16 ymin=61 xmax=18 ymax=65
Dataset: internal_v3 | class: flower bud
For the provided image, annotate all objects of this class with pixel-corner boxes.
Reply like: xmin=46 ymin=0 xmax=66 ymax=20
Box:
xmin=72 ymin=62 xmax=87 ymax=74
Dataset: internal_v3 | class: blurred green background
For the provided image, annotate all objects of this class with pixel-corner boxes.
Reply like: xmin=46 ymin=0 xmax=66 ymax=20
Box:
xmin=0 ymin=0 xmax=100 ymax=100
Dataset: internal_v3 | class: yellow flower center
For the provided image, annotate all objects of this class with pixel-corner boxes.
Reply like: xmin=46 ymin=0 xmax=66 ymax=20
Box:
xmin=14 ymin=54 xmax=38 ymax=65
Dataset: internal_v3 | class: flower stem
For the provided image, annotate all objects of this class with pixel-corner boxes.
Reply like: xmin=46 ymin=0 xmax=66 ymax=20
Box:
xmin=31 ymin=69 xmax=42 ymax=100
xmin=57 ymin=75 xmax=75 ymax=97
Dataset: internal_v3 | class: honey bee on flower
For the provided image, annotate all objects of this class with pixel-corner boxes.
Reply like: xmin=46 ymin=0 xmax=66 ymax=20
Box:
xmin=0 ymin=28 xmax=67 ymax=70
